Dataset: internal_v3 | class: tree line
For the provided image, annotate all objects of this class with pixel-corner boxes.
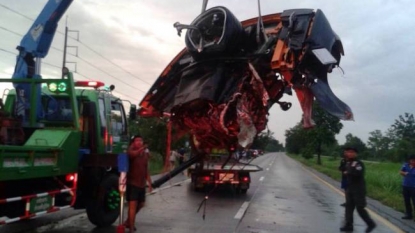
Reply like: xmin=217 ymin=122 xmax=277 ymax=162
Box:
xmin=285 ymin=103 xmax=415 ymax=163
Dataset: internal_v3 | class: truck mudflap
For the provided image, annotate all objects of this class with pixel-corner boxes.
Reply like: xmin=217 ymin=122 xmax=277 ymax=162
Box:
xmin=0 ymin=174 xmax=77 ymax=225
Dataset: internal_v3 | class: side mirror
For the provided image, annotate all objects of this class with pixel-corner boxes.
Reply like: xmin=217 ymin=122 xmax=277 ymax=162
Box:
xmin=129 ymin=104 xmax=137 ymax=120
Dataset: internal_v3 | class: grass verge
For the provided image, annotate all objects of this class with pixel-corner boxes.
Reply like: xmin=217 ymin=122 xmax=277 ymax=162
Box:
xmin=288 ymin=154 xmax=404 ymax=213
xmin=149 ymin=152 xmax=165 ymax=175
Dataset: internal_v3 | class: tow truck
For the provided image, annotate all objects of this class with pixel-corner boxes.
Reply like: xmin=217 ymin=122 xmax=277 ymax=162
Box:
xmin=188 ymin=148 xmax=261 ymax=193
xmin=0 ymin=0 xmax=135 ymax=226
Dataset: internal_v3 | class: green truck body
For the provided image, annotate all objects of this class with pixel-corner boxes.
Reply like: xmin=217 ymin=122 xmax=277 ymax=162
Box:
xmin=0 ymin=73 xmax=132 ymax=226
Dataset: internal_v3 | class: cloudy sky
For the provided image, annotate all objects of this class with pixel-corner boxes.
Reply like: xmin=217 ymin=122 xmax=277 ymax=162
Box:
xmin=0 ymin=0 xmax=414 ymax=145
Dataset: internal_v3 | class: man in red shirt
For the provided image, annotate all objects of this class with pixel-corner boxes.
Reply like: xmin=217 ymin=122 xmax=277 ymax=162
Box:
xmin=124 ymin=135 xmax=151 ymax=232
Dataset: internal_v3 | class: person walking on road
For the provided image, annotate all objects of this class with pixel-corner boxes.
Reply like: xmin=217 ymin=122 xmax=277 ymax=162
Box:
xmin=170 ymin=149 xmax=180 ymax=171
xmin=178 ymin=147 xmax=186 ymax=174
xmin=399 ymin=155 xmax=415 ymax=220
xmin=339 ymin=151 xmax=348 ymax=207
xmin=340 ymin=147 xmax=376 ymax=233
xmin=123 ymin=135 xmax=152 ymax=232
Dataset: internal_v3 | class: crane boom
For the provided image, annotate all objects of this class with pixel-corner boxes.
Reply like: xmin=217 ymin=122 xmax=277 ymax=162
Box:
xmin=12 ymin=0 xmax=73 ymax=121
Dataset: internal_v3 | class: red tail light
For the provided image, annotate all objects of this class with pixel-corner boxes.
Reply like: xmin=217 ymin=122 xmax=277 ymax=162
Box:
xmin=104 ymin=128 xmax=108 ymax=145
xmin=203 ymin=176 xmax=211 ymax=181
xmin=242 ymin=177 xmax=249 ymax=182
xmin=66 ymin=174 xmax=75 ymax=182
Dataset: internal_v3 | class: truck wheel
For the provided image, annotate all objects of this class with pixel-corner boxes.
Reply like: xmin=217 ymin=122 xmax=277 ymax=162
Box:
xmin=86 ymin=174 xmax=120 ymax=227
xmin=191 ymin=175 xmax=203 ymax=192
xmin=240 ymin=188 xmax=248 ymax=194
xmin=192 ymin=181 xmax=203 ymax=192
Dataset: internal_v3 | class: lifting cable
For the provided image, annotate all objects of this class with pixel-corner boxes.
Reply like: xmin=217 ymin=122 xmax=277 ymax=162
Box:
xmin=196 ymin=153 xmax=257 ymax=220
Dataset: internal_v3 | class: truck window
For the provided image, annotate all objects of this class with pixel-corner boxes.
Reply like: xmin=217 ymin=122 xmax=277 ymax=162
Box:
xmin=43 ymin=97 xmax=73 ymax=121
xmin=110 ymin=101 xmax=127 ymax=142
xmin=98 ymin=98 xmax=106 ymax=127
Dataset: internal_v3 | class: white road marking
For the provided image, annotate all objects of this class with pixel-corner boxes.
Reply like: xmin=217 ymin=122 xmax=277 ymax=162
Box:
xmin=259 ymin=176 xmax=265 ymax=182
xmin=234 ymin=201 xmax=250 ymax=219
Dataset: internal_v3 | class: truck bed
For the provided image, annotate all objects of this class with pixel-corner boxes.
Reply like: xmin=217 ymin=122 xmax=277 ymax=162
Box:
xmin=190 ymin=161 xmax=262 ymax=172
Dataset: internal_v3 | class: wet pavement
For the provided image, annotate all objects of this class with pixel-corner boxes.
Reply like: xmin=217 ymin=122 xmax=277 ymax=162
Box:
xmin=1 ymin=153 xmax=412 ymax=233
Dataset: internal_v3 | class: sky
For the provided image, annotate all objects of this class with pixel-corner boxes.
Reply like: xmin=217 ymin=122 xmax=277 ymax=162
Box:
xmin=0 ymin=0 xmax=414 ymax=146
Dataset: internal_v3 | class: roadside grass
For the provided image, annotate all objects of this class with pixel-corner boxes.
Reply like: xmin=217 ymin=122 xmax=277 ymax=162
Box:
xmin=149 ymin=152 xmax=165 ymax=175
xmin=289 ymin=154 xmax=404 ymax=213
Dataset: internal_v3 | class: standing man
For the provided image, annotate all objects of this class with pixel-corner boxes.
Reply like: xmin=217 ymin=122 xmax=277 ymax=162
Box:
xmin=338 ymin=151 xmax=348 ymax=207
xmin=399 ymin=155 xmax=415 ymax=220
xmin=178 ymin=147 xmax=186 ymax=174
xmin=124 ymin=135 xmax=152 ymax=232
xmin=178 ymin=147 xmax=185 ymax=165
xmin=170 ymin=149 xmax=179 ymax=171
xmin=340 ymin=147 xmax=376 ymax=233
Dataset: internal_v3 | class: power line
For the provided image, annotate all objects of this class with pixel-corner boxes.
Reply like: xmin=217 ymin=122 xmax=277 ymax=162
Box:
xmin=0 ymin=47 xmax=61 ymax=69
xmin=0 ymin=2 xmax=153 ymax=86
xmin=0 ymin=3 xmax=32 ymax=21
xmin=0 ymin=26 xmax=65 ymax=53
xmin=73 ymin=71 xmax=140 ymax=101
xmin=0 ymin=48 xmax=15 ymax=56
xmin=75 ymin=55 xmax=146 ymax=93
xmin=0 ymin=26 xmax=144 ymax=92
xmin=0 ymin=26 xmax=21 ymax=37
xmin=0 ymin=47 xmax=140 ymax=102
xmin=75 ymin=40 xmax=152 ymax=85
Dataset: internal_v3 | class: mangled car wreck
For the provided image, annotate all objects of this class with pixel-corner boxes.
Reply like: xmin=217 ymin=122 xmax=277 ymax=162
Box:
xmin=139 ymin=7 xmax=352 ymax=154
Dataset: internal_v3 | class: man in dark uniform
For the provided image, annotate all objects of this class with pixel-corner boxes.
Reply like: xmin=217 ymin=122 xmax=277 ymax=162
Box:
xmin=340 ymin=147 xmax=376 ymax=233
xmin=339 ymin=151 xmax=348 ymax=207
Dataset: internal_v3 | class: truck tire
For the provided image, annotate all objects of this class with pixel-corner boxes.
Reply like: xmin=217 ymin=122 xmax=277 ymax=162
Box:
xmin=239 ymin=188 xmax=248 ymax=194
xmin=191 ymin=174 xmax=204 ymax=192
xmin=86 ymin=174 xmax=120 ymax=227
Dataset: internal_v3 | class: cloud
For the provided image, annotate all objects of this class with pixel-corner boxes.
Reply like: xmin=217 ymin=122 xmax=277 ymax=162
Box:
xmin=1 ymin=0 xmax=414 ymax=146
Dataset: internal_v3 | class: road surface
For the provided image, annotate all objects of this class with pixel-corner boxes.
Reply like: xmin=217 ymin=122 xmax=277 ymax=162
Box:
xmin=0 ymin=153 xmax=407 ymax=233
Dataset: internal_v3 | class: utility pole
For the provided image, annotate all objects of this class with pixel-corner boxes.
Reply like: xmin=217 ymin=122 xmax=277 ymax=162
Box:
xmin=62 ymin=26 xmax=68 ymax=78
xmin=62 ymin=16 xmax=79 ymax=78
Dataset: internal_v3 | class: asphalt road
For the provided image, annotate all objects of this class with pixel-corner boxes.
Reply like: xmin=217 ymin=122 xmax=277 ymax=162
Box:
xmin=0 ymin=153 xmax=409 ymax=233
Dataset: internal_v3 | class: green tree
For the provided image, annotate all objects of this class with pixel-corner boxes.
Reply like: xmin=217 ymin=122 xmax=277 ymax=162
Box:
xmin=129 ymin=117 xmax=167 ymax=157
xmin=367 ymin=130 xmax=392 ymax=160
xmin=391 ymin=113 xmax=415 ymax=140
xmin=387 ymin=113 xmax=415 ymax=162
xmin=265 ymin=137 xmax=284 ymax=152
xmin=285 ymin=122 xmax=308 ymax=154
xmin=307 ymin=102 xmax=343 ymax=164
xmin=252 ymin=130 xmax=273 ymax=150
xmin=285 ymin=102 xmax=343 ymax=163
xmin=342 ymin=133 xmax=367 ymax=158
xmin=129 ymin=118 xmax=189 ymax=162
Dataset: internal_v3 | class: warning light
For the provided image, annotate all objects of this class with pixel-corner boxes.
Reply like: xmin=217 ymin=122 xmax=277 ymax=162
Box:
xmin=57 ymin=82 xmax=67 ymax=92
xmin=48 ymin=82 xmax=67 ymax=93
xmin=75 ymin=81 xmax=105 ymax=89
xmin=48 ymin=83 xmax=57 ymax=92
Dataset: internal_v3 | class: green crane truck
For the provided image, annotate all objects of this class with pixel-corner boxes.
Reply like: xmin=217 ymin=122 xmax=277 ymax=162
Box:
xmin=0 ymin=0 xmax=135 ymax=226
xmin=0 ymin=74 xmax=134 ymax=226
